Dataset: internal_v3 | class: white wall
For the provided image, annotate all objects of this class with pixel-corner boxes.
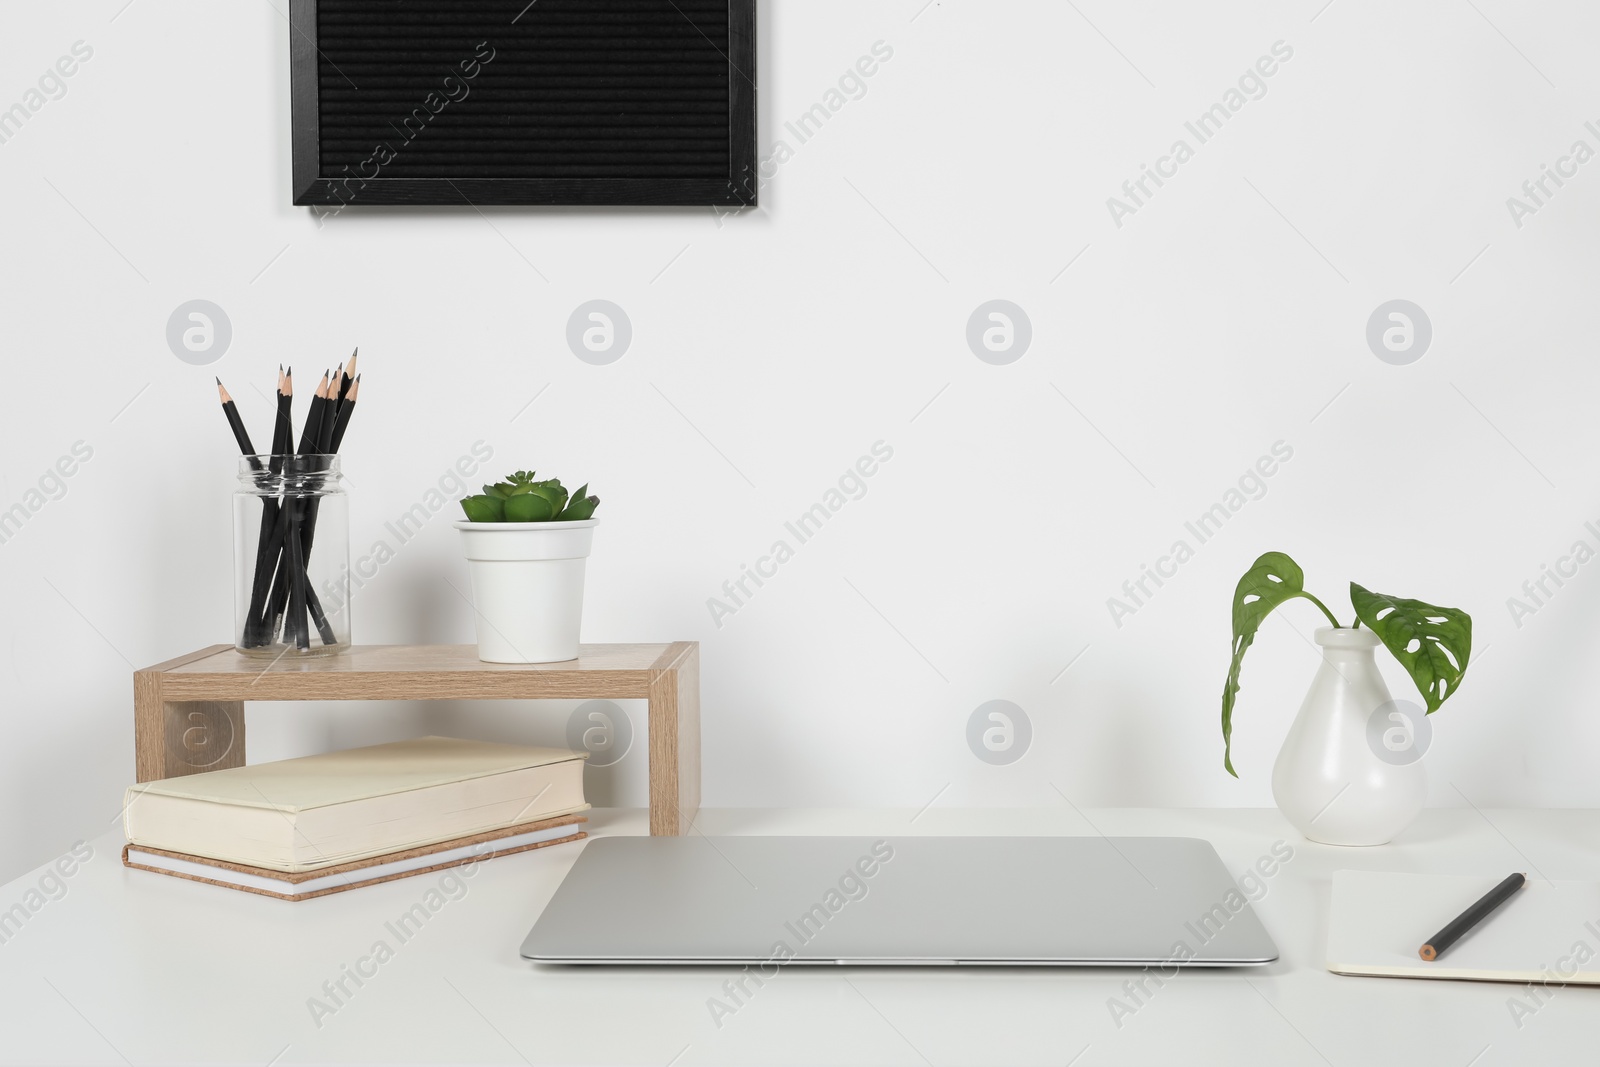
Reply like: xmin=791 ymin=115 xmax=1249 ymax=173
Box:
xmin=3 ymin=0 xmax=1597 ymax=883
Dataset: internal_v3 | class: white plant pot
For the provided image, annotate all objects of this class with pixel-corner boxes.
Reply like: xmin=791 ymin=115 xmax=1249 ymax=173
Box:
xmin=1271 ymin=627 xmax=1428 ymax=846
xmin=454 ymin=520 xmax=598 ymax=664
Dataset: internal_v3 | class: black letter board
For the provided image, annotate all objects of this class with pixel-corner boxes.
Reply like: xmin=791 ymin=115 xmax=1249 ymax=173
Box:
xmin=291 ymin=0 xmax=756 ymax=207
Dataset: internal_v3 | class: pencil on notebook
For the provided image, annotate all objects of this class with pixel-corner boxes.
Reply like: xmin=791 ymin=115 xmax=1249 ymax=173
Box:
xmin=1419 ymin=872 xmax=1527 ymax=961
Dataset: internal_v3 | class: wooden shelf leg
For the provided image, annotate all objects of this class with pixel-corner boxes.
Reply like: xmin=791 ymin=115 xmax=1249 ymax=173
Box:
xmin=135 ymin=668 xmax=246 ymax=782
xmin=647 ymin=643 xmax=700 ymax=835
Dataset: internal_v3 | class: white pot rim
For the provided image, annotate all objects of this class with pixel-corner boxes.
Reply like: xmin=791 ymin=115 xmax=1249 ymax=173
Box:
xmin=452 ymin=519 xmax=600 ymax=532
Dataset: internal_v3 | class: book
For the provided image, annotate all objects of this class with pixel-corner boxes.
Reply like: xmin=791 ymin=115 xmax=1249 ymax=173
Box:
xmin=1328 ymin=870 xmax=1600 ymax=984
xmin=123 ymin=736 xmax=588 ymax=872
xmin=123 ymin=815 xmax=586 ymax=901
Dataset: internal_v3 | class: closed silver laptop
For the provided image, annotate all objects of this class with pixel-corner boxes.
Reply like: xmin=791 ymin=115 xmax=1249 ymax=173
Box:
xmin=521 ymin=836 xmax=1279 ymax=966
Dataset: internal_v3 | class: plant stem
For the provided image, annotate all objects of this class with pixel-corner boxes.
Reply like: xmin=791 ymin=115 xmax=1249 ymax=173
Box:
xmin=1297 ymin=591 xmax=1343 ymax=629
xmin=1351 ymin=618 xmax=1362 ymax=630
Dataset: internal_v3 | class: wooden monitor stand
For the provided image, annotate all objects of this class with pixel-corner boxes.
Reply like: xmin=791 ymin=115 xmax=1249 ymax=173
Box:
xmin=132 ymin=643 xmax=700 ymax=835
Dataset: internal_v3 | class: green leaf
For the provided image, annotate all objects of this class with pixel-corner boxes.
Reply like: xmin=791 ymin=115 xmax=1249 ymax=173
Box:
xmin=1350 ymin=583 xmax=1471 ymax=714
xmin=558 ymin=494 xmax=599 ymax=521
xmin=483 ymin=483 xmax=511 ymax=500
xmin=504 ymin=493 xmax=556 ymax=522
xmin=460 ymin=495 xmax=505 ymax=522
xmin=529 ymin=481 xmax=569 ymax=514
xmin=1221 ymin=552 xmax=1318 ymax=778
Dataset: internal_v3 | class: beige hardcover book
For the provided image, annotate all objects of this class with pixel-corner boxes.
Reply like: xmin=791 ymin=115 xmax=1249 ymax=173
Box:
xmin=123 ymin=815 xmax=587 ymax=901
xmin=123 ymin=736 xmax=588 ymax=872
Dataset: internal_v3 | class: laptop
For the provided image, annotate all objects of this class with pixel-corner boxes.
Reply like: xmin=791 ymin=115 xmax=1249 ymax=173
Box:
xmin=521 ymin=835 xmax=1279 ymax=966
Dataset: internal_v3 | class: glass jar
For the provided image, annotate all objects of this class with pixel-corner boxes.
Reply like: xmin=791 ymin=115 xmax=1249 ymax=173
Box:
xmin=234 ymin=455 xmax=350 ymax=656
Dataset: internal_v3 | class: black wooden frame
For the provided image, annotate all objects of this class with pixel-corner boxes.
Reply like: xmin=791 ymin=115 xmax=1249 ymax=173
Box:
xmin=289 ymin=0 xmax=757 ymax=207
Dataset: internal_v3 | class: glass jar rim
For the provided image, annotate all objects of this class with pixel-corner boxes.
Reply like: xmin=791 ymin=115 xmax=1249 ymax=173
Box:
xmin=237 ymin=454 xmax=342 ymax=472
xmin=237 ymin=454 xmax=343 ymax=491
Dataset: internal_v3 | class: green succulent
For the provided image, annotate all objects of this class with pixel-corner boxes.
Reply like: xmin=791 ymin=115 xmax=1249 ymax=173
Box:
xmin=459 ymin=494 xmax=505 ymax=522
xmin=460 ymin=470 xmax=600 ymax=523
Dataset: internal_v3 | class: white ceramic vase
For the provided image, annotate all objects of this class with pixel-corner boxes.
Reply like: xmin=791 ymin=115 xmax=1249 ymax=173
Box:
xmin=1271 ymin=627 xmax=1427 ymax=846
xmin=454 ymin=520 xmax=598 ymax=663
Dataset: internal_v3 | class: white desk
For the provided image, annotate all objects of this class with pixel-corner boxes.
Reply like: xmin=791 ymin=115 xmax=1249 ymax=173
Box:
xmin=1 ymin=808 xmax=1595 ymax=1065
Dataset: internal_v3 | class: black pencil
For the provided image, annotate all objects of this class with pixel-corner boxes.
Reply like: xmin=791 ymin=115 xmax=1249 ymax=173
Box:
xmin=220 ymin=376 xmax=260 ymax=637
xmin=219 ymin=374 xmax=290 ymax=647
xmin=271 ymin=367 xmax=294 ymax=471
xmin=336 ymin=349 xmax=357 ymax=406
xmin=266 ymin=373 xmax=327 ymax=645
xmin=1419 ymin=873 xmax=1527 ymax=961
xmin=301 ymin=370 xmax=343 ymax=640
xmin=329 ymin=376 xmax=358 ymax=453
xmin=297 ymin=372 xmax=330 ymax=455
xmin=267 ymin=372 xmax=339 ymax=646
xmin=255 ymin=369 xmax=304 ymax=643
xmin=216 ymin=380 xmax=260 ymax=471
xmin=316 ymin=369 xmax=339 ymax=454
xmin=293 ymin=375 xmax=333 ymax=646
xmin=287 ymin=505 xmax=309 ymax=649
xmin=244 ymin=368 xmax=295 ymax=645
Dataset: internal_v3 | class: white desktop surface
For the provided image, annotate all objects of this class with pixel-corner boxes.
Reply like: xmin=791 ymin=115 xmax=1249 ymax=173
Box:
xmin=1 ymin=807 xmax=1595 ymax=1066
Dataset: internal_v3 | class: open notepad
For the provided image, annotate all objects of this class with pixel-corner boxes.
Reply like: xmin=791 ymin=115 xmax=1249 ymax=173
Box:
xmin=1328 ymin=870 xmax=1600 ymax=984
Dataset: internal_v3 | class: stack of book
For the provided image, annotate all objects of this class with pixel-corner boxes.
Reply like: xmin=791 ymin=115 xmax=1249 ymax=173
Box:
xmin=122 ymin=736 xmax=589 ymax=901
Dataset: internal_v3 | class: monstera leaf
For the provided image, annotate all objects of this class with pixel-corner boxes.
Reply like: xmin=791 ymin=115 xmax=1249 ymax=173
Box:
xmin=1350 ymin=583 xmax=1471 ymax=714
xmin=1221 ymin=552 xmax=1339 ymax=777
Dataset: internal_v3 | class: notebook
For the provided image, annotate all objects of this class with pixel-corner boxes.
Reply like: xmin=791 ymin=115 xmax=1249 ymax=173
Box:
xmin=123 ymin=736 xmax=588 ymax=872
xmin=123 ymin=815 xmax=586 ymax=901
xmin=1328 ymin=870 xmax=1600 ymax=984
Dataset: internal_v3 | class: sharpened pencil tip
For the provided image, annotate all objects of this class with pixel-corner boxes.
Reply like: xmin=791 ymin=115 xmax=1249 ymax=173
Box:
xmin=216 ymin=379 xmax=233 ymax=404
